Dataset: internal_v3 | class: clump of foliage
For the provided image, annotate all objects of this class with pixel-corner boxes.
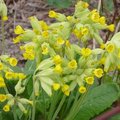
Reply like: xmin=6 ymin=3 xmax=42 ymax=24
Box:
xmin=0 ymin=0 xmax=120 ymax=120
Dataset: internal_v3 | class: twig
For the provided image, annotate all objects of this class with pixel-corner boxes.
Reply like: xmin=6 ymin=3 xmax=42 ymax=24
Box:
xmin=94 ymin=105 xmax=120 ymax=120
xmin=105 ymin=0 xmax=118 ymax=42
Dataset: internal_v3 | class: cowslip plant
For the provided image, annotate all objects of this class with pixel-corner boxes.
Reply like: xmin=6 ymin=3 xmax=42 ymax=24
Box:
xmin=0 ymin=1 xmax=120 ymax=120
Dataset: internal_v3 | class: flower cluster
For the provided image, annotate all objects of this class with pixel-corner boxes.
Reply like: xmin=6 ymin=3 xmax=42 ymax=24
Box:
xmin=0 ymin=1 xmax=120 ymax=116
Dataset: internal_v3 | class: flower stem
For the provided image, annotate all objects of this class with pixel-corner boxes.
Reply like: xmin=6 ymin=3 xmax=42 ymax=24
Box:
xmin=52 ymin=95 xmax=66 ymax=120
xmin=66 ymin=85 xmax=90 ymax=120
xmin=32 ymin=77 xmax=36 ymax=120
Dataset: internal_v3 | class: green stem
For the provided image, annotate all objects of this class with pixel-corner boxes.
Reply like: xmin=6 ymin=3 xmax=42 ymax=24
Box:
xmin=4 ymin=86 xmax=18 ymax=120
xmin=52 ymin=95 xmax=66 ymax=120
xmin=66 ymin=85 xmax=90 ymax=120
xmin=13 ymin=105 xmax=18 ymax=120
xmin=48 ymin=91 xmax=61 ymax=120
xmin=32 ymin=77 xmax=36 ymax=120
xmin=42 ymin=89 xmax=46 ymax=120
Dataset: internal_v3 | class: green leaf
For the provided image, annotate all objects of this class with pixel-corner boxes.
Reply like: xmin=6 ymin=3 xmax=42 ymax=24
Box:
xmin=0 ymin=111 xmax=13 ymax=120
xmin=104 ymin=0 xmax=114 ymax=12
xmin=41 ymin=81 xmax=52 ymax=96
xmin=109 ymin=114 xmax=120 ymax=120
xmin=74 ymin=83 xmax=120 ymax=120
xmin=23 ymin=60 xmax=36 ymax=75
xmin=47 ymin=0 xmax=73 ymax=8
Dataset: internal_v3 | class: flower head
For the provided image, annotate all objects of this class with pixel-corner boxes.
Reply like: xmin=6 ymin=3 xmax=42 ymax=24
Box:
xmin=13 ymin=36 xmax=21 ymax=44
xmin=39 ymin=20 xmax=49 ymax=31
xmin=93 ymin=68 xmax=103 ymax=78
xmin=81 ymin=48 xmax=92 ymax=57
xmin=90 ymin=10 xmax=100 ymax=22
xmin=49 ymin=10 xmax=57 ymax=18
xmin=85 ymin=76 xmax=94 ymax=85
xmin=0 ymin=77 xmax=5 ymax=88
xmin=68 ymin=60 xmax=77 ymax=69
xmin=62 ymin=84 xmax=70 ymax=96
xmin=57 ymin=37 xmax=65 ymax=45
xmin=0 ymin=62 xmax=3 ymax=71
xmin=9 ymin=57 xmax=18 ymax=66
xmin=99 ymin=16 xmax=106 ymax=25
xmin=14 ymin=25 xmax=24 ymax=34
xmin=79 ymin=86 xmax=86 ymax=94
xmin=107 ymin=24 xmax=115 ymax=32
xmin=54 ymin=64 xmax=63 ymax=74
xmin=106 ymin=43 xmax=115 ymax=53
xmin=52 ymin=83 xmax=60 ymax=91
xmin=80 ymin=27 xmax=89 ymax=36
xmin=3 ymin=104 xmax=10 ymax=112
xmin=5 ymin=71 xmax=13 ymax=80
xmin=0 ymin=94 xmax=7 ymax=102
xmin=53 ymin=55 xmax=62 ymax=65
xmin=41 ymin=44 xmax=49 ymax=55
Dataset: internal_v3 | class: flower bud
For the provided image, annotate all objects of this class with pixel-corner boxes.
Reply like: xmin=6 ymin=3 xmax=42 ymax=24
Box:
xmin=34 ymin=80 xmax=40 ymax=96
xmin=18 ymin=102 xmax=27 ymax=114
xmin=15 ymin=80 xmax=25 ymax=94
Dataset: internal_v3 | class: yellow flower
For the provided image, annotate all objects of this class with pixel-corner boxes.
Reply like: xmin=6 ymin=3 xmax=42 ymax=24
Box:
xmin=67 ymin=16 xmax=73 ymax=21
xmin=80 ymin=27 xmax=89 ymax=35
xmin=0 ymin=62 xmax=3 ymax=70
xmin=41 ymin=45 xmax=49 ymax=55
xmin=117 ymin=65 xmax=120 ymax=69
xmin=0 ymin=94 xmax=7 ymax=102
xmin=2 ymin=16 xmax=8 ymax=21
xmin=62 ymin=84 xmax=69 ymax=92
xmin=54 ymin=64 xmax=63 ymax=73
xmin=85 ymin=76 xmax=94 ymax=85
xmin=14 ymin=25 xmax=24 ymax=34
xmin=53 ymin=55 xmax=62 ymax=64
xmin=99 ymin=57 xmax=106 ymax=65
xmin=5 ymin=71 xmax=13 ymax=80
xmin=42 ymin=31 xmax=49 ymax=38
xmin=65 ymin=40 xmax=71 ymax=47
xmin=18 ymin=73 xmax=26 ymax=80
xmin=90 ymin=10 xmax=100 ymax=22
xmin=49 ymin=10 xmax=57 ymax=18
xmin=93 ymin=68 xmax=103 ymax=78
xmin=79 ymin=86 xmax=86 ymax=94
xmin=81 ymin=48 xmax=92 ymax=57
xmin=52 ymin=83 xmax=60 ymax=91
xmin=106 ymin=43 xmax=115 ymax=53
xmin=68 ymin=60 xmax=77 ymax=69
xmin=13 ymin=36 xmax=21 ymax=44
xmin=107 ymin=24 xmax=115 ymax=32
xmin=0 ymin=77 xmax=5 ymax=88
xmin=13 ymin=73 xmax=18 ymax=79
xmin=39 ymin=21 xmax=49 ymax=31
xmin=23 ymin=51 xmax=35 ymax=60
xmin=25 ymin=45 xmax=34 ymax=52
xmin=57 ymin=37 xmax=65 ymax=45
xmin=73 ymin=29 xmax=82 ymax=38
xmin=100 ymin=43 xmax=105 ymax=49
xmin=99 ymin=16 xmax=106 ymax=25
xmin=9 ymin=57 xmax=18 ymax=67
xmin=64 ymin=90 xmax=70 ymax=96
xmin=3 ymin=104 xmax=10 ymax=112
xmin=82 ymin=2 xmax=89 ymax=8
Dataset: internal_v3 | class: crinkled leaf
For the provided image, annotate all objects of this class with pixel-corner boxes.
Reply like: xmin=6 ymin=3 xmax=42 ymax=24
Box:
xmin=74 ymin=83 xmax=120 ymax=120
